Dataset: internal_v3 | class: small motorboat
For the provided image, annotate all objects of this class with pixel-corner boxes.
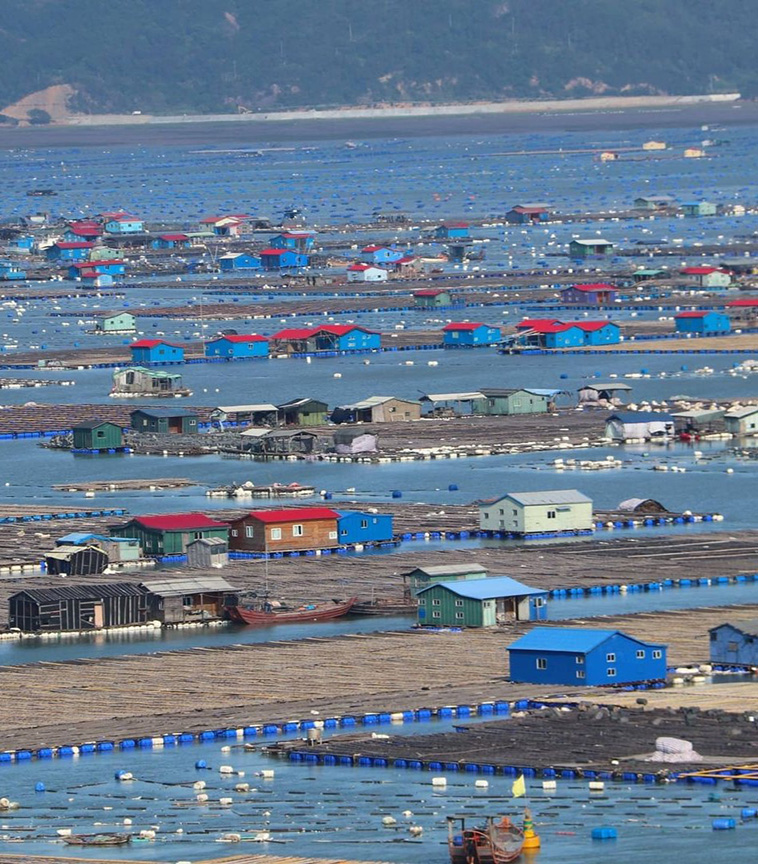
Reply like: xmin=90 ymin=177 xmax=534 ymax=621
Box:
xmin=63 ymin=833 xmax=132 ymax=847
xmin=448 ymin=815 xmax=525 ymax=864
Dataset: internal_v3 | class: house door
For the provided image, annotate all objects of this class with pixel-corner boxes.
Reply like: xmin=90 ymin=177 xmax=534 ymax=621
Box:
xmin=496 ymin=597 xmax=516 ymax=623
xmin=168 ymin=417 xmax=182 ymax=434
xmin=93 ymin=603 xmax=104 ymax=629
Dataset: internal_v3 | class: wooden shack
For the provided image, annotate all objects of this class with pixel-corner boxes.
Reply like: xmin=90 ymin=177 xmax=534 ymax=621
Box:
xmin=187 ymin=536 xmax=229 ymax=568
xmin=140 ymin=576 xmax=238 ymax=624
xmin=44 ymin=545 xmax=109 ymax=576
xmin=111 ymin=367 xmax=191 ymax=398
xmin=71 ymin=421 xmax=124 ymax=451
xmin=8 ymin=583 xmax=147 ymax=632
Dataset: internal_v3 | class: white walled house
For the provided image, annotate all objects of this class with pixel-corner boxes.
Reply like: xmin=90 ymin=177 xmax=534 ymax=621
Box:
xmin=347 ymin=263 xmax=388 ymax=283
xmin=479 ymin=490 xmax=593 ymax=535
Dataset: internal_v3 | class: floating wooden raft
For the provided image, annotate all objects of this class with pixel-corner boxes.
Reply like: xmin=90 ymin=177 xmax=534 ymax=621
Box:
xmin=0 ymin=854 xmax=402 ymax=864
xmin=52 ymin=477 xmax=195 ymax=492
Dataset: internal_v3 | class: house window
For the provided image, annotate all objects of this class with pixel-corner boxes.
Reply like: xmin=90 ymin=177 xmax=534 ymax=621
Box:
xmin=231 ymin=529 xmax=238 ymax=537
xmin=727 ymin=642 xmax=739 ymax=652
xmin=417 ymin=598 xmax=426 ymax=606
xmin=360 ymin=520 xmax=368 ymax=529
xmin=292 ymin=524 xmax=304 ymax=537
xmin=575 ymin=655 xmax=584 ymax=664
xmin=96 ymin=430 xmax=105 ymax=438
xmin=432 ymin=611 xmax=441 ymax=619
xmin=432 ymin=599 xmax=441 ymax=606
xmin=607 ymin=668 xmax=617 ymax=677
xmin=270 ymin=527 xmax=282 ymax=541
xmin=328 ymin=531 xmax=337 ymax=540
xmin=245 ymin=526 xmax=254 ymax=539
xmin=534 ymin=597 xmax=545 ymax=607
xmin=606 ymin=653 xmax=616 ymax=663
xmin=499 ymin=509 xmax=504 ymax=516
xmin=547 ymin=510 xmax=556 ymax=519
xmin=483 ymin=513 xmax=489 ymax=520
xmin=576 ymin=670 xmax=585 ymax=679
xmin=512 ymin=509 xmax=517 ymax=516
xmin=652 ymin=649 xmax=662 ymax=659
xmin=455 ymin=600 xmax=464 ymax=607
xmin=340 ymin=529 xmax=348 ymax=536
xmin=182 ymin=595 xmax=193 ymax=606
xmin=192 ymin=532 xmax=203 ymax=540
xmin=536 ymin=658 xmax=547 ymax=670
xmin=455 ymin=612 xmax=464 ymax=620
xmin=636 ymin=650 xmax=645 ymax=659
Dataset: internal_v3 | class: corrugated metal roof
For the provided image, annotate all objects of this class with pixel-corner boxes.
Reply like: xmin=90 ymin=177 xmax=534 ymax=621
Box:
xmin=213 ymin=404 xmax=278 ymax=414
xmin=493 ymin=490 xmax=592 ymax=506
xmin=607 ymin=411 xmax=674 ymax=422
xmin=417 ymin=575 xmax=546 ymax=600
xmin=421 ymin=391 xmax=484 ymax=402
xmin=724 ymin=406 xmax=758 ymax=419
xmin=12 ymin=582 xmax=144 ymax=603
xmin=45 ymin=545 xmax=103 ymax=560
xmin=508 ymin=627 xmax=662 ymax=653
xmin=406 ymin=564 xmax=487 ymax=578
xmin=710 ymin=618 xmax=758 ymax=638
xmin=579 ymin=382 xmax=633 ymax=392
xmin=141 ymin=576 xmax=237 ymax=596
xmin=57 ymin=532 xmax=108 ymax=544
xmin=130 ymin=407 xmax=197 ymax=419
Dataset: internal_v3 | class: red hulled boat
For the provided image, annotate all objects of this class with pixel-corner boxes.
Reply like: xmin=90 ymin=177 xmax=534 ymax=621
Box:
xmin=226 ymin=596 xmax=358 ymax=625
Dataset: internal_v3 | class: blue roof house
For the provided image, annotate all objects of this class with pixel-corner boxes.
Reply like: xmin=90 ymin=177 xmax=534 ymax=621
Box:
xmin=674 ymin=311 xmax=731 ymax=334
xmin=709 ymin=619 xmax=758 ymax=666
xmin=337 ymin=511 xmax=394 ymax=545
xmin=219 ymin=253 xmax=262 ymax=271
xmin=508 ymin=627 xmax=667 ymax=686
xmin=416 ymin=576 xmax=548 ymax=627
xmin=442 ymin=322 xmax=501 ymax=346
xmin=130 ymin=339 xmax=185 ymax=365
xmin=259 ymin=249 xmax=309 ymax=270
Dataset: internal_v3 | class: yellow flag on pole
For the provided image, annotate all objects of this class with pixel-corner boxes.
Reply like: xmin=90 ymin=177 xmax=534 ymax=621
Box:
xmin=511 ymin=774 xmax=526 ymax=798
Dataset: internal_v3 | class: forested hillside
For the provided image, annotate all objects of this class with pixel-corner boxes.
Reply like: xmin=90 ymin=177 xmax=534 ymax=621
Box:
xmin=0 ymin=0 xmax=755 ymax=117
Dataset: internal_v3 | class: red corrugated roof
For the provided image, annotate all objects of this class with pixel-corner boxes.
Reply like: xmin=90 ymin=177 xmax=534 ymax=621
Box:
xmin=361 ymin=244 xmax=389 ymax=252
xmin=131 ymin=339 xmax=180 ymax=348
xmin=132 ymin=513 xmax=228 ymax=531
xmin=67 ymin=224 xmax=102 ymax=235
xmin=242 ymin=508 xmax=339 ymax=524
xmin=574 ymin=321 xmax=618 ymax=332
xmin=159 ymin=233 xmax=189 ymax=241
xmin=529 ymin=322 xmax=575 ymax=334
xmin=568 ymin=283 xmax=617 ymax=292
xmin=443 ymin=322 xmax=487 ymax=332
xmin=347 ymin=263 xmax=372 ymax=271
xmin=260 ymin=248 xmax=292 ymax=256
xmin=511 ymin=205 xmax=549 ymax=214
xmin=440 ymin=221 xmax=469 ymax=228
xmin=675 ymin=311 xmax=712 ymax=318
xmin=680 ymin=266 xmax=720 ymax=275
xmin=516 ymin=318 xmax=564 ymax=330
xmin=71 ymin=259 xmax=124 ymax=268
xmin=727 ymin=299 xmax=758 ymax=307
xmin=280 ymin=232 xmax=314 ymax=238
xmin=55 ymin=241 xmax=95 ymax=249
xmin=317 ymin=324 xmax=374 ymax=336
xmin=201 ymin=213 xmax=249 ymax=224
xmin=414 ymin=289 xmax=448 ymax=297
xmin=212 ymin=334 xmax=268 ymax=343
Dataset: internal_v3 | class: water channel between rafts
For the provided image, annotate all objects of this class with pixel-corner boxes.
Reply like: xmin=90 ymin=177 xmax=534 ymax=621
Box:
xmin=2 ymin=578 xmax=756 ymax=665
xmin=0 ymin=725 xmax=755 ymax=863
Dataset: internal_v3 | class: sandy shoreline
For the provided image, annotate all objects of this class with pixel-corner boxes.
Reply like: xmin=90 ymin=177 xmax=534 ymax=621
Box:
xmin=0 ymin=96 xmax=754 ymax=148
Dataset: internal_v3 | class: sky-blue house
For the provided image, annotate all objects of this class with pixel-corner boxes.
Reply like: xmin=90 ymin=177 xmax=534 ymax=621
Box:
xmin=709 ymin=619 xmax=758 ymax=666
xmin=7 ymin=236 xmax=34 ymax=252
xmin=508 ymin=627 xmax=667 ymax=686
xmin=68 ymin=260 xmax=125 ymax=279
xmin=219 ymin=253 xmax=262 ymax=271
xmin=204 ymin=334 xmax=269 ymax=358
xmin=674 ymin=311 xmax=731 ymax=334
xmin=151 ymin=234 xmax=191 ymax=250
xmin=434 ymin=222 xmax=470 ymax=239
xmin=104 ymin=216 xmax=144 ymax=234
xmin=336 ymin=511 xmax=394 ymax=545
xmin=259 ymin=249 xmax=309 ymax=269
xmin=130 ymin=340 xmax=185 ymax=365
xmin=268 ymin=232 xmax=315 ymax=252
xmin=579 ymin=321 xmax=621 ymax=345
xmin=0 ymin=261 xmax=26 ymax=280
xmin=442 ymin=322 xmax=501 ymax=346
xmin=360 ymin=245 xmax=405 ymax=265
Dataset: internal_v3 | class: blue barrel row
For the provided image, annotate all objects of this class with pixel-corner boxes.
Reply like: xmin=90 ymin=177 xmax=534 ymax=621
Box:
xmin=0 ymin=699 xmax=545 ymax=765
xmin=595 ymin=514 xmax=717 ymax=529
xmin=0 ymin=508 xmax=126 ymax=525
xmin=227 ymin=540 xmax=400 ymax=561
xmin=548 ymin=572 xmax=758 ymax=600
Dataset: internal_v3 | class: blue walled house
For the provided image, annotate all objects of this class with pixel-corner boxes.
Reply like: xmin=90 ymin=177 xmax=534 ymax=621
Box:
xmin=104 ymin=216 xmax=144 ymax=234
xmin=544 ymin=325 xmax=585 ymax=349
xmin=130 ymin=340 xmax=185 ymax=365
xmin=577 ymin=321 xmax=622 ymax=345
xmin=709 ymin=619 xmax=758 ymax=666
xmin=68 ymin=260 xmax=125 ymax=279
xmin=435 ymin=222 xmax=470 ymax=239
xmin=268 ymin=232 xmax=315 ymax=252
xmin=47 ymin=242 xmax=94 ymax=262
xmin=259 ymin=248 xmax=309 ymax=269
xmin=219 ymin=253 xmax=262 ymax=271
xmin=7 ymin=236 xmax=34 ymax=252
xmin=151 ymin=234 xmax=191 ymax=250
xmin=360 ymin=245 xmax=405 ymax=265
xmin=0 ymin=261 xmax=26 ymax=280
xmin=313 ymin=325 xmax=381 ymax=351
xmin=204 ymin=334 xmax=269 ymax=359
xmin=508 ymin=627 xmax=667 ymax=686
xmin=674 ymin=311 xmax=731 ymax=334
xmin=337 ymin=511 xmax=394 ymax=545
xmin=443 ymin=322 xmax=501 ymax=346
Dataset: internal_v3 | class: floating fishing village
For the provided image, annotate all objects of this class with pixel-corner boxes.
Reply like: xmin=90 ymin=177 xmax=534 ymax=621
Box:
xmin=3 ymin=76 xmax=758 ymax=864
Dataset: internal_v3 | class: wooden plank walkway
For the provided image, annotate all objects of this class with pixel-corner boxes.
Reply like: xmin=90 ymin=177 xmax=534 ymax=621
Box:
xmin=2 ymin=855 xmax=402 ymax=864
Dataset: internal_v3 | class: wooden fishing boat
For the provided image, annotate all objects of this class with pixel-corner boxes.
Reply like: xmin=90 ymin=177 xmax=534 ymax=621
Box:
xmin=448 ymin=815 xmax=525 ymax=864
xmin=63 ymin=833 xmax=131 ymax=847
xmin=226 ymin=596 xmax=357 ymax=625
